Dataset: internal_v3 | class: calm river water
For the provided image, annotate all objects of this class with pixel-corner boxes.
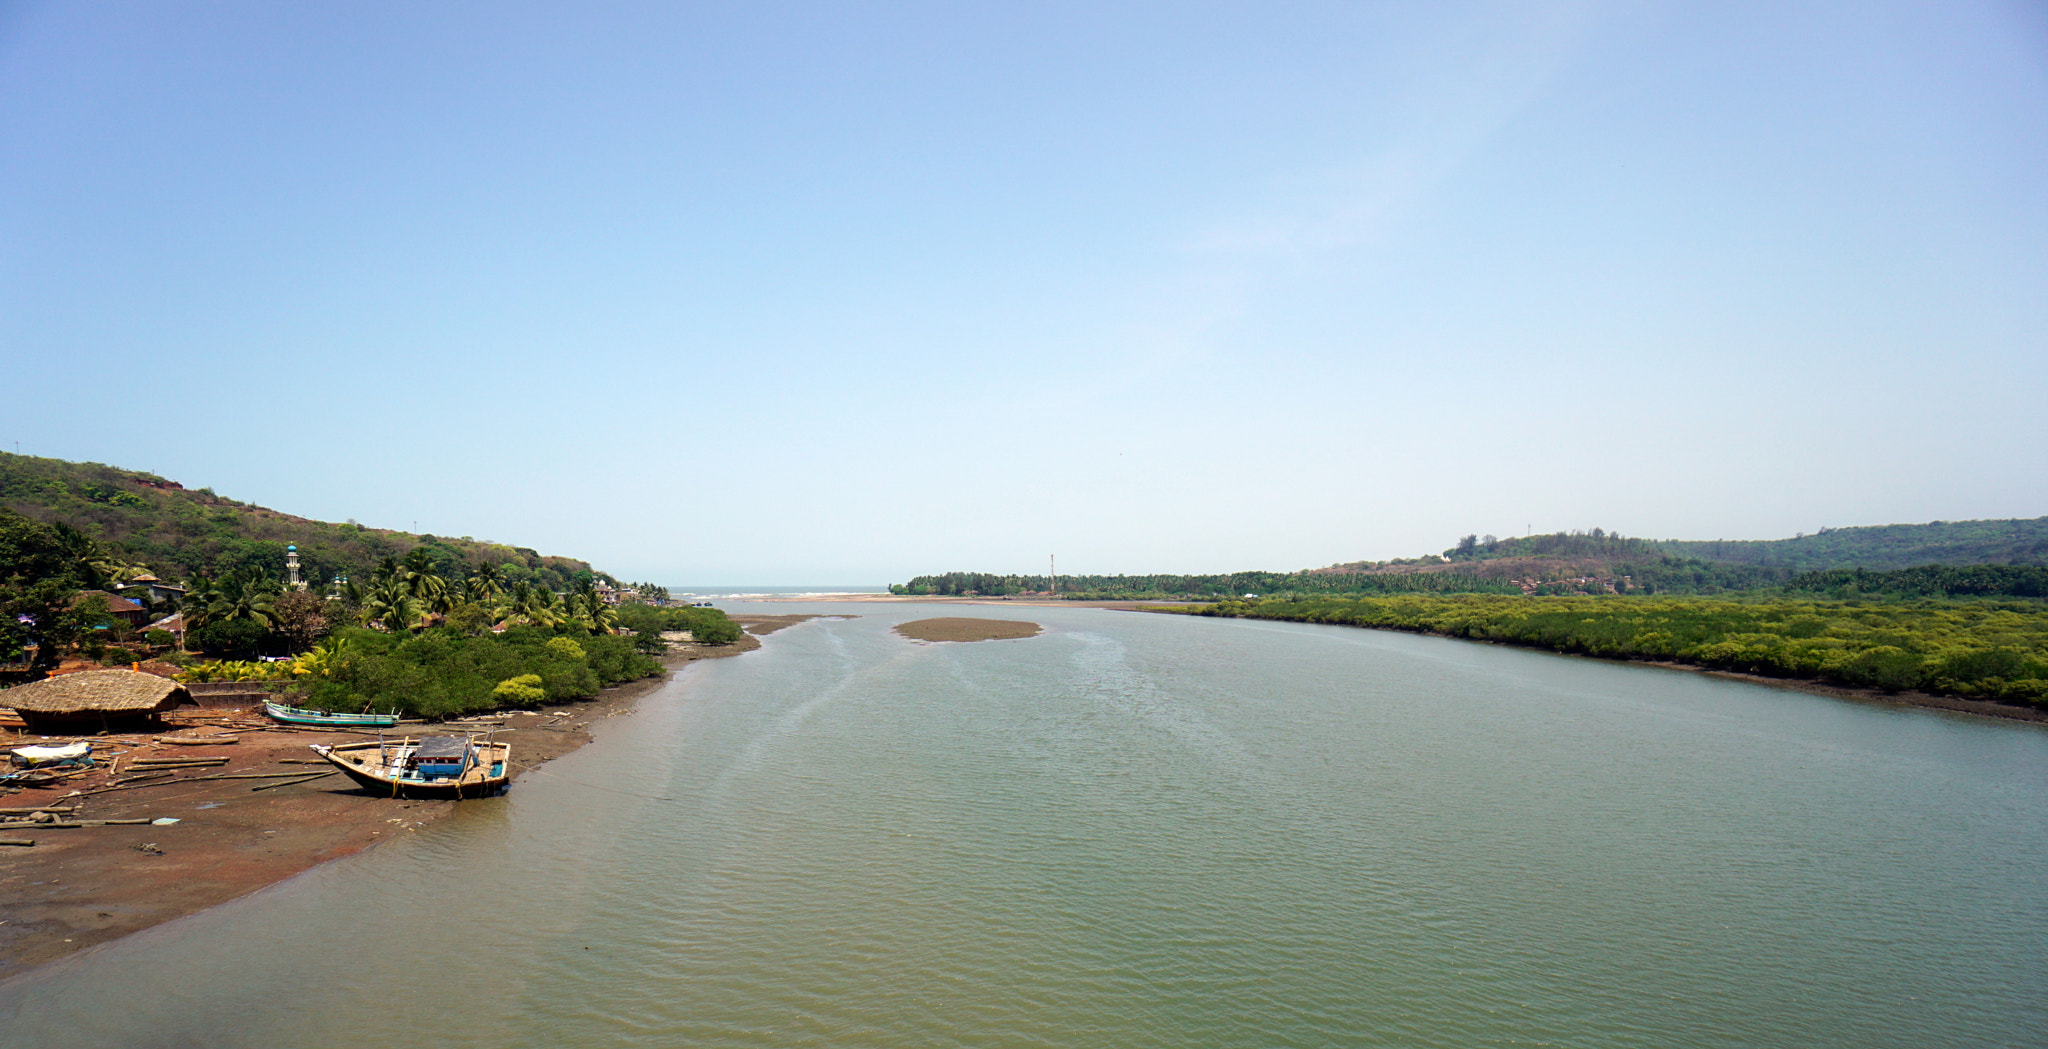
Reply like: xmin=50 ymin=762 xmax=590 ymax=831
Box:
xmin=4 ymin=604 xmax=2045 ymax=1047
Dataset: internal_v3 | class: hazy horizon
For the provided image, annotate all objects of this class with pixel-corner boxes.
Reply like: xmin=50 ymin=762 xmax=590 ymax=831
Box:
xmin=6 ymin=2 xmax=2043 ymax=584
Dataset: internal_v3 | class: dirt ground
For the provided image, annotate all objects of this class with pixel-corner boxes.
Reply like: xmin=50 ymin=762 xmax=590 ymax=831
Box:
xmin=893 ymin=617 xmax=1042 ymax=642
xmin=0 ymin=619 xmax=809 ymax=981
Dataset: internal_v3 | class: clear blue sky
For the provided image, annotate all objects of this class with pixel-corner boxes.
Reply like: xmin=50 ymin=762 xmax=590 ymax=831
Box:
xmin=4 ymin=1 xmax=2044 ymax=584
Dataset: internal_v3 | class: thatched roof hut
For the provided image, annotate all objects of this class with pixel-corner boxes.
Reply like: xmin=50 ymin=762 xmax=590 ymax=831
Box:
xmin=1 ymin=669 xmax=190 ymax=732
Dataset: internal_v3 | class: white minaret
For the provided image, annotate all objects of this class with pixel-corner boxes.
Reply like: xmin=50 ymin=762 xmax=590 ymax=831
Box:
xmin=1050 ymin=554 xmax=1057 ymax=595
xmin=286 ymin=544 xmax=305 ymax=591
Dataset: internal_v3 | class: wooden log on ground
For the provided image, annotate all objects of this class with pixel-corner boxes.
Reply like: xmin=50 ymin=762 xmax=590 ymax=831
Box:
xmin=0 ymin=805 xmax=77 ymax=814
xmin=0 ymin=838 xmax=33 ymax=846
xmin=71 ymin=779 xmax=175 ymax=796
xmin=181 ymin=771 xmax=328 ymax=782
xmin=250 ymin=771 xmax=337 ymax=791
xmin=8 ymin=767 xmax=94 ymax=786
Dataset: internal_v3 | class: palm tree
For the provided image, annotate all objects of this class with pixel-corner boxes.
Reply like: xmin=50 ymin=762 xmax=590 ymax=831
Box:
xmin=361 ymin=578 xmax=419 ymax=632
xmin=571 ymin=590 xmax=618 ymax=633
xmin=491 ymin=581 xmax=564 ymax=629
xmin=395 ymin=548 xmax=447 ymax=605
xmin=183 ymin=575 xmax=227 ymax=631
xmin=206 ymin=570 xmax=280 ymax=629
xmin=491 ymin=581 xmax=529 ymax=626
xmin=525 ymin=587 xmax=569 ymax=629
xmin=468 ymin=561 xmax=505 ymax=604
xmin=292 ymin=634 xmax=355 ymax=679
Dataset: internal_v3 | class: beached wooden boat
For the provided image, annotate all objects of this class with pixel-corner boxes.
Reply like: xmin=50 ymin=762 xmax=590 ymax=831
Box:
xmin=2 ymin=743 xmax=94 ymax=788
xmin=264 ymin=701 xmax=400 ymax=728
xmin=309 ymin=735 xmax=512 ymax=799
xmin=9 ymin=741 xmax=93 ymax=768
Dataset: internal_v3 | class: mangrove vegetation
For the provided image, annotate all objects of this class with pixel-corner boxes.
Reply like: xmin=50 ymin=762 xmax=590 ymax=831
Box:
xmin=1176 ymin=594 xmax=2048 ymax=707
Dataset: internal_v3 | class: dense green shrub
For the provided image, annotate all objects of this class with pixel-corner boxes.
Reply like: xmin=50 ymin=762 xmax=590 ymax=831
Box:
xmin=299 ymin=625 xmax=663 ymax=718
xmin=187 ymin=616 xmax=269 ymax=655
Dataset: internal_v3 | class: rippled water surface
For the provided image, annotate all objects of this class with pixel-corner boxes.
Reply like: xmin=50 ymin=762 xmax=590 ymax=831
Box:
xmin=4 ymin=604 xmax=2045 ymax=1047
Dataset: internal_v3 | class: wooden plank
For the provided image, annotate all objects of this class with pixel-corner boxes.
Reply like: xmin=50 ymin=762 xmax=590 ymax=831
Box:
xmin=249 ymin=771 xmax=337 ymax=791
xmin=180 ymin=771 xmax=331 ymax=782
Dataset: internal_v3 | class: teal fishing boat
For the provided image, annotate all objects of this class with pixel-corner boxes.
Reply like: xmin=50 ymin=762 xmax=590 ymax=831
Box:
xmin=263 ymin=701 xmax=400 ymax=728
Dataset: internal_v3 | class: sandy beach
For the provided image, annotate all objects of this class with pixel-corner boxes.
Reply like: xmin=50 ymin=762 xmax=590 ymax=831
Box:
xmin=0 ymin=615 xmax=809 ymax=980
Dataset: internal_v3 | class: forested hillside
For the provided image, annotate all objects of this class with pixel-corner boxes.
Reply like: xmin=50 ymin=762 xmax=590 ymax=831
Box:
xmin=1422 ymin=521 xmax=2048 ymax=575
xmin=1657 ymin=518 xmax=2048 ymax=571
xmin=892 ymin=517 xmax=2048 ymax=600
xmin=0 ymin=452 xmax=601 ymax=592
xmin=1783 ymin=564 xmax=2048 ymax=599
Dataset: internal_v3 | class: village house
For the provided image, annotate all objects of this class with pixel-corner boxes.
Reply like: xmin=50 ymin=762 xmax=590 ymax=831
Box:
xmin=2 ymin=667 xmax=191 ymax=732
xmin=67 ymin=590 xmax=151 ymax=630
xmin=117 ymin=573 xmax=187 ymax=608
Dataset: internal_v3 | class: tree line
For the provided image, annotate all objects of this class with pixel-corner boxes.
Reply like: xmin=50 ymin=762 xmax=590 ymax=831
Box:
xmin=1782 ymin=564 xmax=2048 ymax=599
xmin=1428 ymin=520 xmax=2048 ymax=573
xmin=2 ymin=502 xmax=749 ymax=720
xmin=1174 ymin=594 xmax=2047 ymax=706
xmin=1440 ymin=528 xmax=1664 ymax=562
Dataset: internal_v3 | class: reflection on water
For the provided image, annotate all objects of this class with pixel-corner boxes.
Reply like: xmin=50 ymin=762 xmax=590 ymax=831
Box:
xmin=4 ymin=605 xmax=2044 ymax=1048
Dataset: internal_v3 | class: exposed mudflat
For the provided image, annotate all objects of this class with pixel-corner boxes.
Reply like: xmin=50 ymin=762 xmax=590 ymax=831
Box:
xmin=893 ymin=617 xmax=1042 ymax=643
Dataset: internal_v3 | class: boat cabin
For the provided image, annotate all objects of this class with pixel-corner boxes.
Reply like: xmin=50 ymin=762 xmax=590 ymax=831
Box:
xmin=406 ymin=736 xmax=474 ymax=780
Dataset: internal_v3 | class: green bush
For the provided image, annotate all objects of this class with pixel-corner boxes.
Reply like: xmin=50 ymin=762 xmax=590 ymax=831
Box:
xmin=295 ymin=624 xmax=661 ymax=718
xmin=1183 ymin=594 xmax=2047 ymax=706
xmin=187 ymin=617 xmax=268 ymax=655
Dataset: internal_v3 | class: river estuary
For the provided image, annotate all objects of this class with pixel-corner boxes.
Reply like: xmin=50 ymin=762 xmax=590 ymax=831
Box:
xmin=2 ymin=603 xmax=2043 ymax=1047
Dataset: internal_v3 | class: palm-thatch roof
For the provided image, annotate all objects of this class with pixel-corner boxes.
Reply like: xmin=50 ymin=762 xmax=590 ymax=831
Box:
xmin=2 ymin=669 xmax=189 ymax=728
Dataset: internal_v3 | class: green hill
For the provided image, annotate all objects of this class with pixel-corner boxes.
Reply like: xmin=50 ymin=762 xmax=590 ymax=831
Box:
xmin=1657 ymin=519 xmax=2048 ymax=572
xmin=0 ymin=451 xmax=604 ymax=592
xmin=893 ymin=517 xmax=2048 ymax=600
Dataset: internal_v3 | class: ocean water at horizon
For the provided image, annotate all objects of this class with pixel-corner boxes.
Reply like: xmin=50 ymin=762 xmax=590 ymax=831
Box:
xmin=670 ymin=584 xmax=888 ymax=599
